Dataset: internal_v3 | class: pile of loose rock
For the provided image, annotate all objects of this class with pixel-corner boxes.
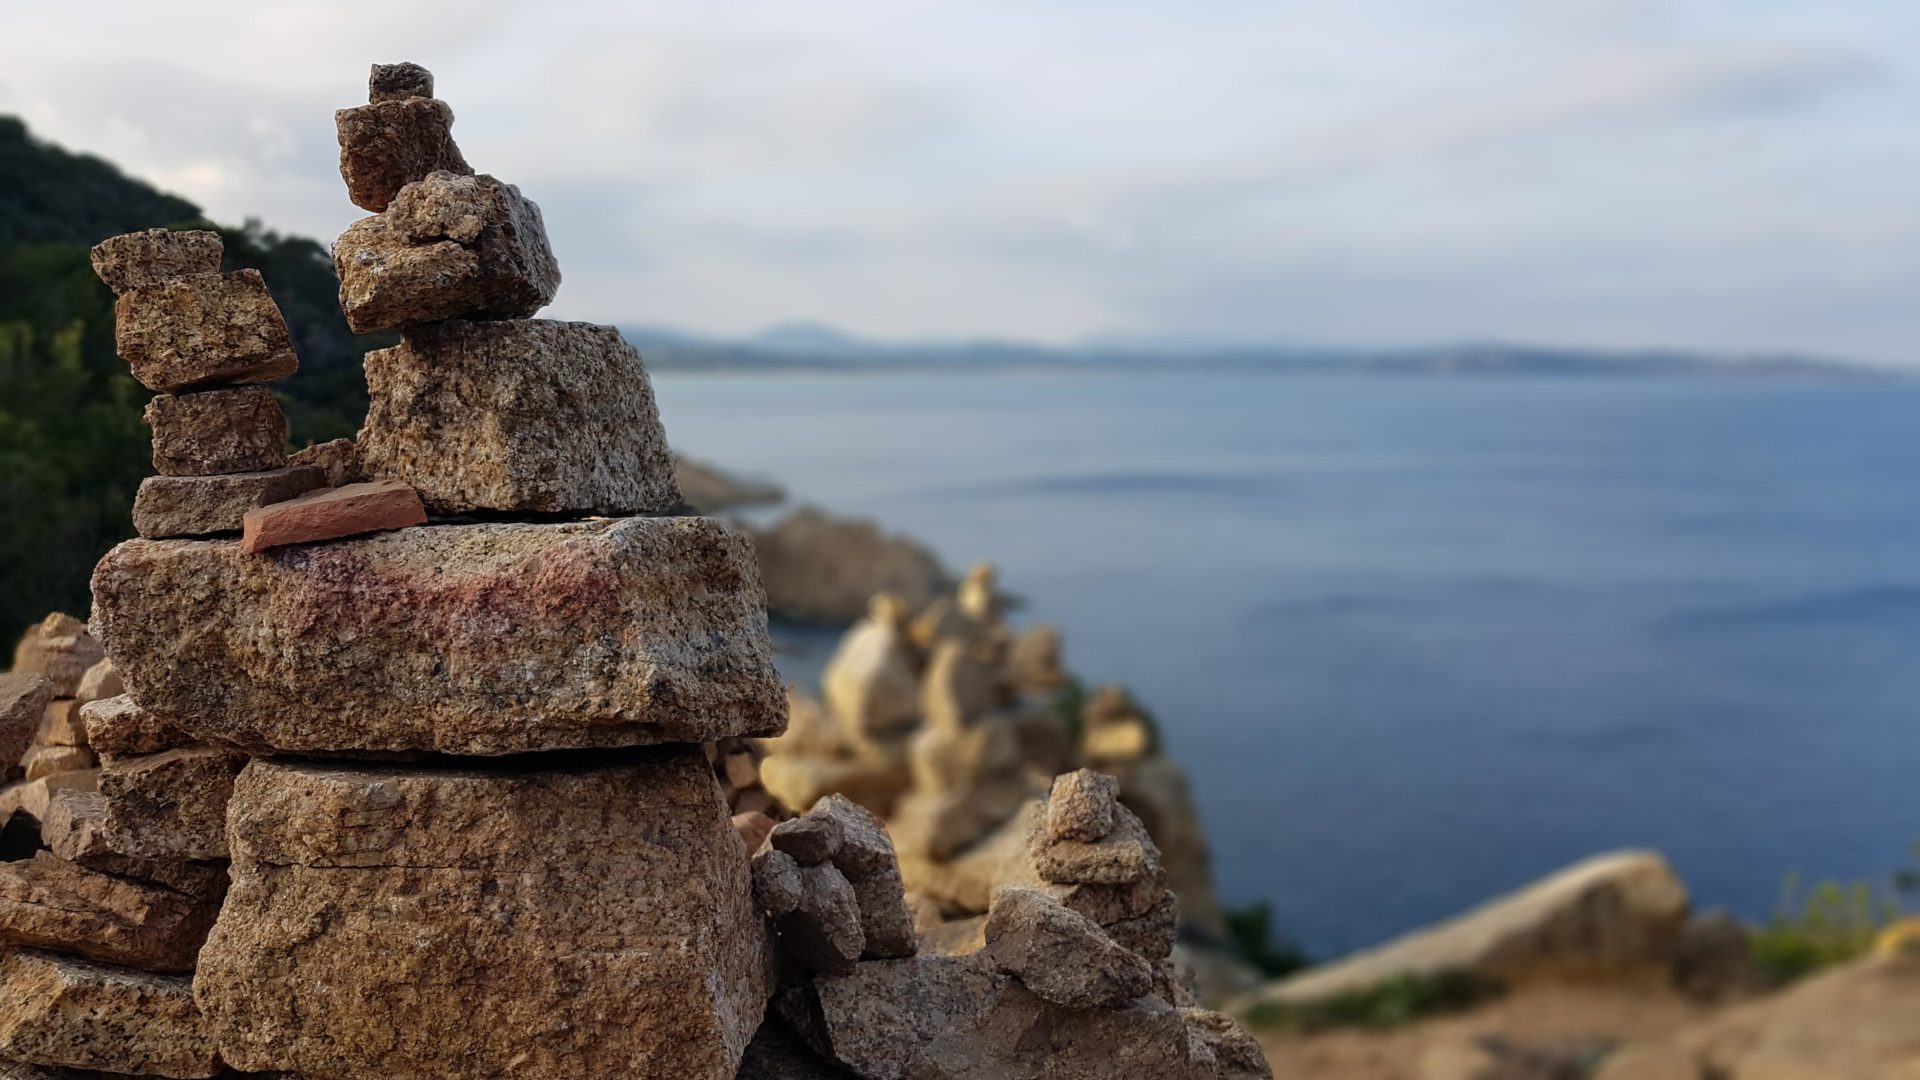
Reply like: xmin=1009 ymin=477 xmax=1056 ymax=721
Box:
xmin=0 ymin=62 xmax=1272 ymax=1079
xmin=0 ymin=616 xmax=114 ymax=823
xmin=762 ymin=563 xmax=1226 ymax=938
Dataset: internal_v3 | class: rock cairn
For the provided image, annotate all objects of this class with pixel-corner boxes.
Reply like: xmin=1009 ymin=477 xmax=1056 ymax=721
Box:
xmin=761 ymin=565 xmax=1224 ymax=936
xmin=742 ymin=768 xmax=1270 ymax=1079
xmin=0 ymin=616 xmax=115 ymax=826
xmin=0 ymin=62 xmax=1272 ymax=1080
xmin=90 ymin=228 xmax=326 ymax=540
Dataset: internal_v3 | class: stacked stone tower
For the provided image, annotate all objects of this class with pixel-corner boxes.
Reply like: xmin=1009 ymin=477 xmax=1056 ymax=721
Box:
xmin=77 ymin=63 xmax=786 ymax=1077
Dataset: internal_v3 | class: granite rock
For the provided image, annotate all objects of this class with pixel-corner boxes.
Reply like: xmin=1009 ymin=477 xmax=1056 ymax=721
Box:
xmin=1047 ymin=770 xmax=1119 ymax=845
xmin=89 ymin=229 xmax=223 ymax=294
xmin=21 ymin=746 xmax=93 ymax=782
xmin=852 ymin=864 xmax=918 ymax=961
xmin=772 ymin=814 xmax=844 ymax=866
xmin=143 ymin=386 xmax=289 ymax=476
xmin=357 ymin=319 xmax=678 ymax=514
xmin=100 ymin=746 xmax=247 ymax=861
xmin=369 ymin=61 xmax=434 ymax=102
xmin=1180 ymin=1008 xmax=1273 ymax=1080
xmin=984 ymin=887 xmax=1153 ymax=1010
xmin=775 ymin=863 xmax=866 ymax=977
xmin=753 ymin=847 xmax=806 ymax=918
xmin=0 ymin=852 xmax=221 ymax=972
xmin=0 ymin=948 xmax=219 ymax=1078
xmin=112 ymin=270 xmax=298 ymax=393
xmin=1106 ymin=896 xmax=1180 ymax=961
xmin=195 ymin=750 xmax=771 ymax=1078
xmin=336 ymin=98 xmax=472 ymax=212
xmin=287 ymin=436 xmax=366 ymax=487
xmin=239 ymin=479 xmax=426 ymax=553
xmin=334 ymin=172 xmax=558 ymax=331
xmin=34 ymin=701 xmax=85 ymax=747
xmin=822 ymin=599 xmax=920 ymax=741
xmin=0 ymin=771 xmax=98 ymax=825
xmin=1034 ymin=803 xmax=1162 ymax=886
xmin=92 ymin=516 xmax=785 ymax=755
xmin=79 ymin=696 xmax=195 ymax=757
xmin=131 ymin=467 xmax=327 ymax=539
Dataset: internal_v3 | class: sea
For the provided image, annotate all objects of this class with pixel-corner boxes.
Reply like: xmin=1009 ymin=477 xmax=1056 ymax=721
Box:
xmin=650 ymin=368 xmax=1920 ymax=959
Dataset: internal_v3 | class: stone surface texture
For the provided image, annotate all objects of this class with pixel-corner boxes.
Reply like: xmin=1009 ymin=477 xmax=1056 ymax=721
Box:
xmin=984 ymin=887 xmax=1153 ymax=1010
xmin=0 ymin=948 xmax=218 ymax=1078
xmin=92 ymin=516 xmax=785 ymax=755
xmin=89 ymin=229 xmax=223 ymax=294
xmin=99 ymin=746 xmax=247 ymax=861
xmin=131 ymin=467 xmax=327 ymax=539
xmin=336 ymin=97 xmax=472 ymax=212
xmin=195 ymin=749 xmax=772 ymax=1079
xmin=334 ymin=171 xmax=559 ymax=332
xmin=0 ymin=852 xmax=221 ymax=972
xmin=368 ymin=61 xmax=434 ymax=102
xmin=79 ymin=696 xmax=194 ymax=757
xmin=1047 ymin=769 xmax=1119 ymax=844
xmin=112 ymin=270 xmax=298 ymax=393
xmin=239 ymin=479 xmax=426 ymax=553
xmin=288 ymin=436 xmax=366 ymax=487
xmin=144 ymin=386 xmax=289 ymax=476
xmin=357 ymin=319 xmax=679 ymax=515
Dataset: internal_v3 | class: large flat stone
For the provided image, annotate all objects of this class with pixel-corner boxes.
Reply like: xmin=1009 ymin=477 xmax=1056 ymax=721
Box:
xmin=195 ymin=749 xmax=773 ymax=1079
xmin=0 ymin=852 xmax=221 ymax=972
xmin=89 ymin=229 xmax=223 ymax=294
xmin=334 ymin=171 xmax=559 ymax=332
xmin=358 ymin=319 xmax=680 ymax=515
xmin=0 ymin=949 xmax=218 ymax=1078
xmin=91 ymin=516 xmax=785 ymax=755
xmin=112 ymin=270 xmax=298 ymax=393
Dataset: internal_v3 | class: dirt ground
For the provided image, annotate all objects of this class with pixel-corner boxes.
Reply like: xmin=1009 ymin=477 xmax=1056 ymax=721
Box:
xmin=1255 ymin=973 xmax=1719 ymax=1080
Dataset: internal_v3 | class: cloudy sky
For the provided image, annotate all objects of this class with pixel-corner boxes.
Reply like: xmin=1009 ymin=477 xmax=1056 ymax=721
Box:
xmin=5 ymin=2 xmax=1917 ymax=363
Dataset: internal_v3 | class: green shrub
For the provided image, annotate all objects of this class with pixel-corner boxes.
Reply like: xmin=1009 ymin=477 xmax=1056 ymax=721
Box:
xmin=1243 ymin=971 xmax=1503 ymax=1032
xmin=1221 ymin=900 xmax=1308 ymax=978
xmin=1749 ymin=873 xmax=1899 ymax=985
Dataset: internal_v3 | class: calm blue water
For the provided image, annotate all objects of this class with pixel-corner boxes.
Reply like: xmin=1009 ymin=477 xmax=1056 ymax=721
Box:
xmin=652 ymin=370 xmax=1920 ymax=958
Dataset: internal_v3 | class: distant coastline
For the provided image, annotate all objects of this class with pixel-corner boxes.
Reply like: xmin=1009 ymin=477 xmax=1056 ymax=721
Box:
xmin=625 ymin=323 xmax=1899 ymax=379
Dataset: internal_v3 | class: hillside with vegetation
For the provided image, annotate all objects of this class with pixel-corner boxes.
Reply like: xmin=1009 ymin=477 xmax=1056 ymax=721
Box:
xmin=0 ymin=116 xmax=382 ymax=638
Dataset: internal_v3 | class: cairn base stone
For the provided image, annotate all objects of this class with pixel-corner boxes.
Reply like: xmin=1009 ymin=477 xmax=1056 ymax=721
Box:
xmin=195 ymin=749 xmax=773 ymax=1079
xmin=358 ymin=319 xmax=680 ymax=515
xmin=131 ymin=467 xmax=326 ymax=539
xmin=112 ymin=270 xmax=298 ymax=393
xmin=92 ymin=516 xmax=785 ymax=755
xmin=0 ymin=949 xmax=217 ymax=1078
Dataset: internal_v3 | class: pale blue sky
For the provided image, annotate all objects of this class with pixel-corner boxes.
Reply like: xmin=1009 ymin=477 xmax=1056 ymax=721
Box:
xmin=4 ymin=2 xmax=1917 ymax=363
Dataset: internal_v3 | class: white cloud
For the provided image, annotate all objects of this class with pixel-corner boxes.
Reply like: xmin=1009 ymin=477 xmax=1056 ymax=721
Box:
xmin=3 ymin=1 xmax=1918 ymax=362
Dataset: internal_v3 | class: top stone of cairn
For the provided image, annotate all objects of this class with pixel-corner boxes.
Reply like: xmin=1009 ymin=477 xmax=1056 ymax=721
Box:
xmin=369 ymin=61 xmax=433 ymax=103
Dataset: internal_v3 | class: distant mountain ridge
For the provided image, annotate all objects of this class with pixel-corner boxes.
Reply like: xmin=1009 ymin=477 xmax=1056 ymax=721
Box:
xmin=622 ymin=323 xmax=1886 ymax=379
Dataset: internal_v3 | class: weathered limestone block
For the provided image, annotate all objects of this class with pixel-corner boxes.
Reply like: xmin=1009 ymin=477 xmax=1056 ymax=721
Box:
xmin=0 ymin=852 xmax=221 ymax=972
xmin=100 ymin=746 xmax=247 ymax=861
xmin=79 ymin=696 xmax=194 ymax=757
xmin=33 ymin=701 xmax=85 ymax=747
xmin=112 ymin=270 xmax=298 ymax=393
xmin=357 ymin=319 xmax=679 ymax=515
xmin=10 ymin=615 xmax=103 ymax=699
xmin=803 ymin=953 xmax=1209 ymax=1080
xmin=92 ymin=516 xmax=785 ymax=755
xmin=131 ymin=466 xmax=327 ymax=539
xmin=41 ymin=792 xmax=227 ymax=901
xmin=195 ymin=750 xmax=772 ymax=1079
xmin=0 ymin=949 xmax=219 ymax=1078
xmin=89 ymin=229 xmax=222 ymax=294
xmin=0 ymin=675 xmax=52 ymax=771
xmin=334 ymin=172 xmax=558 ymax=332
xmin=143 ymin=386 xmax=289 ymax=476
xmin=984 ymin=887 xmax=1153 ymax=1010
xmin=336 ymin=97 xmax=471 ymax=212
xmin=239 ymin=479 xmax=427 ymax=553
xmin=0 ymin=771 xmax=97 ymax=824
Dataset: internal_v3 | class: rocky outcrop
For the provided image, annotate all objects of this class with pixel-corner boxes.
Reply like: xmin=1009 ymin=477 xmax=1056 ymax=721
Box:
xmin=91 ymin=516 xmax=786 ymax=755
xmin=750 ymin=508 xmax=951 ymax=623
xmin=196 ymin=750 xmax=772 ymax=1078
xmin=1240 ymin=850 xmax=1690 ymax=1010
